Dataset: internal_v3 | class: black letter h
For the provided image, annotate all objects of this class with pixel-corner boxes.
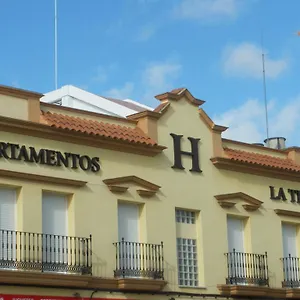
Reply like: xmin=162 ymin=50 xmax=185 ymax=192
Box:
xmin=170 ymin=133 xmax=202 ymax=173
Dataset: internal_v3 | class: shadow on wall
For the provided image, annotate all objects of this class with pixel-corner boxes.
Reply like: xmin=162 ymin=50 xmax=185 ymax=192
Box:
xmin=92 ymin=251 xmax=107 ymax=277
xmin=163 ymin=258 xmax=177 ymax=290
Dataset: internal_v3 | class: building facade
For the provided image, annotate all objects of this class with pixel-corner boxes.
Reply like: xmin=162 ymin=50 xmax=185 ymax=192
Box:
xmin=0 ymin=85 xmax=300 ymax=300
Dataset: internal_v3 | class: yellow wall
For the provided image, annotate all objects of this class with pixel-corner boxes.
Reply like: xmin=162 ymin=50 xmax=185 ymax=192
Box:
xmin=0 ymin=95 xmax=299 ymax=297
xmin=0 ymin=94 xmax=28 ymax=120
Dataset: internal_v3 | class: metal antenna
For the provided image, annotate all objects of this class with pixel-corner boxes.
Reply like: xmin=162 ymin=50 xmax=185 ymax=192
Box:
xmin=54 ymin=0 xmax=58 ymax=89
xmin=261 ymin=30 xmax=270 ymax=146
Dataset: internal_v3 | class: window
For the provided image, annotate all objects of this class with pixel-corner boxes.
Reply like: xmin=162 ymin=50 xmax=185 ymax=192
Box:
xmin=116 ymin=202 xmax=140 ymax=278
xmin=282 ymin=223 xmax=299 ymax=284
xmin=0 ymin=188 xmax=17 ymax=268
xmin=118 ymin=202 xmax=139 ymax=242
xmin=227 ymin=216 xmax=244 ymax=252
xmin=177 ymin=238 xmax=198 ymax=287
xmin=42 ymin=192 xmax=68 ymax=272
xmin=282 ymin=223 xmax=297 ymax=258
xmin=176 ymin=209 xmax=195 ymax=224
xmin=175 ymin=208 xmax=199 ymax=287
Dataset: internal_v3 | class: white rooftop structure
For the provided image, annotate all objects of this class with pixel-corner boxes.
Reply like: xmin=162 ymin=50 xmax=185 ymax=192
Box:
xmin=41 ymin=85 xmax=154 ymax=118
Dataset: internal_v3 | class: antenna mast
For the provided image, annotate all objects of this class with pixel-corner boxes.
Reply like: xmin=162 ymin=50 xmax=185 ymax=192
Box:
xmin=54 ymin=0 xmax=58 ymax=89
xmin=261 ymin=32 xmax=270 ymax=145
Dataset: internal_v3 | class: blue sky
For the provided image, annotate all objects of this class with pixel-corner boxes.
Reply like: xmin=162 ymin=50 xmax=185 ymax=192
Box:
xmin=1 ymin=0 xmax=300 ymax=145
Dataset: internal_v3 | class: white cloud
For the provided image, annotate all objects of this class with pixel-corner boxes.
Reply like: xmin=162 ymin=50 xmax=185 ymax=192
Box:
xmin=173 ymin=0 xmax=240 ymax=21
xmin=272 ymin=97 xmax=300 ymax=138
xmin=102 ymin=59 xmax=181 ymax=104
xmin=104 ymin=82 xmax=134 ymax=99
xmin=141 ymin=61 xmax=182 ymax=101
xmin=136 ymin=24 xmax=156 ymax=42
xmin=223 ymin=43 xmax=288 ymax=79
xmin=143 ymin=61 xmax=181 ymax=89
xmin=92 ymin=63 xmax=118 ymax=84
xmin=213 ymin=96 xmax=300 ymax=146
xmin=214 ymin=99 xmax=267 ymax=143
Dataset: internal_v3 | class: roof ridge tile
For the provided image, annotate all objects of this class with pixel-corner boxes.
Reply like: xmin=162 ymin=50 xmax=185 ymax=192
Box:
xmin=40 ymin=110 xmax=157 ymax=146
xmin=224 ymin=147 xmax=300 ymax=172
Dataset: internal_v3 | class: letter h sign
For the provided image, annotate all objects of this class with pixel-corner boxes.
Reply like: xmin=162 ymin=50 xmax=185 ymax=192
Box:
xmin=170 ymin=133 xmax=202 ymax=172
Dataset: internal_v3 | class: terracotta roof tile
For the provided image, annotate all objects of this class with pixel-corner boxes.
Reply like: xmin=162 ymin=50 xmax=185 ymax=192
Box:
xmin=224 ymin=148 xmax=300 ymax=172
xmin=40 ymin=111 xmax=157 ymax=146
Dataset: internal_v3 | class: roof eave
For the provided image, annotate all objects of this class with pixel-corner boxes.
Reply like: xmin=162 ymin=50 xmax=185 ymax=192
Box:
xmin=127 ymin=110 xmax=161 ymax=120
xmin=0 ymin=115 xmax=166 ymax=157
xmin=0 ymin=85 xmax=43 ymax=99
xmin=199 ymin=109 xmax=228 ymax=133
xmin=211 ymin=157 xmax=300 ymax=182
xmin=222 ymin=138 xmax=286 ymax=154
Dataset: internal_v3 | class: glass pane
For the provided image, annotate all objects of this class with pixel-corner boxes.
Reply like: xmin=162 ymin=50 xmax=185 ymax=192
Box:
xmin=177 ymin=237 xmax=198 ymax=287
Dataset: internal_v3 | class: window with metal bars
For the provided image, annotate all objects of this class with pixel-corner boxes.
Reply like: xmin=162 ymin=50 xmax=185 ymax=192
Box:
xmin=177 ymin=237 xmax=198 ymax=287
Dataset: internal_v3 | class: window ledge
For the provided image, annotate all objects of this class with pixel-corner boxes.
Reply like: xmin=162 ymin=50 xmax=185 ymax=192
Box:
xmin=178 ymin=285 xmax=207 ymax=290
xmin=0 ymin=168 xmax=87 ymax=187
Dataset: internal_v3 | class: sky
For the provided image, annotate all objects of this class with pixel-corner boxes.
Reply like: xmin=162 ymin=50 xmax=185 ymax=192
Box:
xmin=1 ymin=0 xmax=300 ymax=146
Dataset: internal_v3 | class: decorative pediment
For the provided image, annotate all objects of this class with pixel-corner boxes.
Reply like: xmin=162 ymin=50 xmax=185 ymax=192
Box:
xmin=155 ymin=88 xmax=205 ymax=107
xmin=274 ymin=209 xmax=300 ymax=218
xmin=103 ymin=175 xmax=160 ymax=197
xmin=214 ymin=192 xmax=263 ymax=211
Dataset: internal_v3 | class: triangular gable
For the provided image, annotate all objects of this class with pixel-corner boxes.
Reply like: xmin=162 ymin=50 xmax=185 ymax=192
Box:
xmin=103 ymin=175 xmax=160 ymax=197
xmin=214 ymin=192 xmax=263 ymax=211
xmin=154 ymin=89 xmax=227 ymax=133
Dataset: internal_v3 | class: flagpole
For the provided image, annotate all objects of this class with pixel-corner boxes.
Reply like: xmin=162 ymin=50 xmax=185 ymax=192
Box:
xmin=261 ymin=30 xmax=270 ymax=146
xmin=54 ymin=0 xmax=58 ymax=90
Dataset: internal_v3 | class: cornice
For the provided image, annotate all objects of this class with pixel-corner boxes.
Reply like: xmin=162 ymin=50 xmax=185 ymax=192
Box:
xmin=211 ymin=157 xmax=300 ymax=182
xmin=0 ymin=115 xmax=166 ymax=157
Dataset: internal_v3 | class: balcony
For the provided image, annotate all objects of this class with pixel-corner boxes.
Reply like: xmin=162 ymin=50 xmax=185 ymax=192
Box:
xmin=113 ymin=239 xmax=164 ymax=280
xmin=225 ymin=249 xmax=269 ymax=286
xmin=281 ymin=255 xmax=300 ymax=288
xmin=0 ymin=229 xmax=92 ymax=275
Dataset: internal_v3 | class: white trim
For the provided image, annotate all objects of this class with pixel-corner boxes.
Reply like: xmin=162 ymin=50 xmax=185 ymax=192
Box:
xmin=41 ymin=85 xmax=140 ymax=117
xmin=123 ymin=99 xmax=154 ymax=111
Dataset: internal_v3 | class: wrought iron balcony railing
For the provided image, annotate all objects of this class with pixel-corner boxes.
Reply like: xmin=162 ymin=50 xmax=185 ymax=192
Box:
xmin=0 ymin=229 xmax=92 ymax=275
xmin=113 ymin=238 xmax=164 ymax=279
xmin=281 ymin=255 xmax=300 ymax=288
xmin=225 ymin=249 xmax=269 ymax=286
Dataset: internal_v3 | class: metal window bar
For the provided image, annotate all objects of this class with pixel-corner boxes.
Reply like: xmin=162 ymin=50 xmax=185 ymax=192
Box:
xmin=281 ymin=254 xmax=300 ymax=288
xmin=225 ymin=249 xmax=269 ymax=286
xmin=0 ymin=229 xmax=92 ymax=275
xmin=113 ymin=238 xmax=164 ymax=280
